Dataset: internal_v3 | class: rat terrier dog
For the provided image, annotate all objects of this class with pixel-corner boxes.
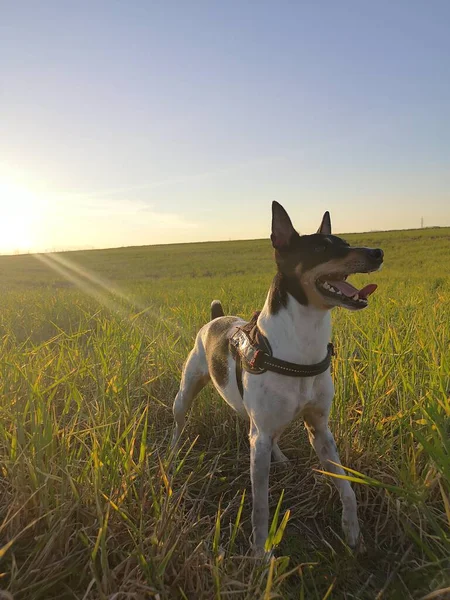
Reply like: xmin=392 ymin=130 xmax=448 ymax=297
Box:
xmin=171 ymin=202 xmax=383 ymax=554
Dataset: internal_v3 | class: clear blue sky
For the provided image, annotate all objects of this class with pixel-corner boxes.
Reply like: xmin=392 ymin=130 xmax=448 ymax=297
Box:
xmin=1 ymin=1 xmax=450 ymax=252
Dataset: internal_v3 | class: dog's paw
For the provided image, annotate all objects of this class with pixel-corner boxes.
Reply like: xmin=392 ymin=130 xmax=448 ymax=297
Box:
xmin=342 ymin=507 xmax=360 ymax=550
xmin=345 ymin=531 xmax=366 ymax=555
xmin=271 ymin=449 xmax=291 ymax=470
xmin=252 ymin=545 xmax=274 ymax=562
xmin=353 ymin=534 xmax=366 ymax=555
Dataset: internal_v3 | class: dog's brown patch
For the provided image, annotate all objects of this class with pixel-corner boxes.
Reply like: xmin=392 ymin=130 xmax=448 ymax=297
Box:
xmin=205 ymin=316 xmax=240 ymax=387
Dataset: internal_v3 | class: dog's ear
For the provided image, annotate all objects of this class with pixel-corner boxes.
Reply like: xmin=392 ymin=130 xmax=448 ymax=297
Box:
xmin=317 ymin=211 xmax=332 ymax=235
xmin=271 ymin=201 xmax=296 ymax=249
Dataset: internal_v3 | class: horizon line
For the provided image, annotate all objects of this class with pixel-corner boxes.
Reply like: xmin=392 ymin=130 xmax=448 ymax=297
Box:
xmin=0 ymin=224 xmax=447 ymax=258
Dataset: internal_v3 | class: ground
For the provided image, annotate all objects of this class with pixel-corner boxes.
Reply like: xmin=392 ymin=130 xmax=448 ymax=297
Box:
xmin=0 ymin=228 xmax=449 ymax=599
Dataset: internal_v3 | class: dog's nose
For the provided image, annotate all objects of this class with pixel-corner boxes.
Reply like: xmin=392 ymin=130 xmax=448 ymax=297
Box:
xmin=369 ymin=248 xmax=384 ymax=260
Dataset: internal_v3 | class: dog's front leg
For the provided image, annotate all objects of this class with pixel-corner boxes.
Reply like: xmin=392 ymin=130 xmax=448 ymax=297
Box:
xmin=304 ymin=408 xmax=361 ymax=549
xmin=249 ymin=421 xmax=273 ymax=553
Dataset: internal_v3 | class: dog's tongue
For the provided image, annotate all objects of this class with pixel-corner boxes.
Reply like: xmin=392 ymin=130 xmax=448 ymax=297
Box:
xmin=330 ymin=281 xmax=378 ymax=299
xmin=358 ymin=284 xmax=378 ymax=299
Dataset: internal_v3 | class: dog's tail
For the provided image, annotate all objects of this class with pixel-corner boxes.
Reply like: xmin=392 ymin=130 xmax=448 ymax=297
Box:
xmin=211 ymin=299 xmax=225 ymax=320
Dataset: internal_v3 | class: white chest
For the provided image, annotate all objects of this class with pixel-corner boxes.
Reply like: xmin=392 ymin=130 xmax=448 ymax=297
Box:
xmin=258 ymin=296 xmax=332 ymax=364
xmin=243 ymin=295 xmax=335 ymax=433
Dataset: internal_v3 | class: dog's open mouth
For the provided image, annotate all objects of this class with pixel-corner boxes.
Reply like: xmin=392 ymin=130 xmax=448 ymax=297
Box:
xmin=316 ymin=274 xmax=377 ymax=309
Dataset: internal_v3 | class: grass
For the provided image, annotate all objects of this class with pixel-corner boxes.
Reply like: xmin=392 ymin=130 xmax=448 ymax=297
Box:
xmin=0 ymin=227 xmax=449 ymax=599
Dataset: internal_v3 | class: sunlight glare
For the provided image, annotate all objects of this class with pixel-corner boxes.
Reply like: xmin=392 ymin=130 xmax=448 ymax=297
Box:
xmin=0 ymin=181 xmax=40 ymax=253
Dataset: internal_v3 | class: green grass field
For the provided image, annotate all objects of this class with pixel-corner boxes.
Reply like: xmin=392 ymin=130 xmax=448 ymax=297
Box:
xmin=0 ymin=228 xmax=449 ymax=599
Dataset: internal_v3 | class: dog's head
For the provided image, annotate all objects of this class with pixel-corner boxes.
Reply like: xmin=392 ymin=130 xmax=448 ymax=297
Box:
xmin=271 ymin=201 xmax=383 ymax=311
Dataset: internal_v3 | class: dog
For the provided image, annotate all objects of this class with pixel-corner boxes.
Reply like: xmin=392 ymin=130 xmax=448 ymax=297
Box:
xmin=171 ymin=201 xmax=383 ymax=554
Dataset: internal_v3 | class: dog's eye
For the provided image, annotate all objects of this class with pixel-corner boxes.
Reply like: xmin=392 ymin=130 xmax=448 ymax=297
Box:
xmin=314 ymin=245 xmax=327 ymax=253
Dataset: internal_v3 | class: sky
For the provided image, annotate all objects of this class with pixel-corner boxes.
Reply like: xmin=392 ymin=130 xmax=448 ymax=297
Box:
xmin=1 ymin=1 xmax=450 ymax=254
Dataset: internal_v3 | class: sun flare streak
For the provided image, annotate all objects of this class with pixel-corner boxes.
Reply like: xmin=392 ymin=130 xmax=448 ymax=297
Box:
xmin=34 ymin=253 xmax=185 ymax=337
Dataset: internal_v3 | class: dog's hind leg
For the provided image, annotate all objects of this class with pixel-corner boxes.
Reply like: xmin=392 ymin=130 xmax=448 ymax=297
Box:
xmin=171 ymin=337 xmax=210 ymax=449
xmin=272 ymin=438 xmax=289 ymax=464
xmin=303 ymin=408 xmax=360 ymax=548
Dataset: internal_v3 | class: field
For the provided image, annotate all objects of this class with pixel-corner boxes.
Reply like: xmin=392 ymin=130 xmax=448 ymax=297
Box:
xmin=0 ymin=227 xmax=449 ymax=600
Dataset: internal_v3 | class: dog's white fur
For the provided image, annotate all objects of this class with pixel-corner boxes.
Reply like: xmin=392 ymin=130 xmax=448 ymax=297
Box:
xmin=171 ymin=291 xmax=360 ymax=552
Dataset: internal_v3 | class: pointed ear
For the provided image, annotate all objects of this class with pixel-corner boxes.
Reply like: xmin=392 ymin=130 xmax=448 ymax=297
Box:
xmin=271 ymin=201 xmax=296 ymax=249
xmin=317 ymin=211 xmax=332 ymax=235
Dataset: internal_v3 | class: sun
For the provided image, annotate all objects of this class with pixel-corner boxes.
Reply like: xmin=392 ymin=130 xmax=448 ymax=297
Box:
xmin=0 ymin=181 xmax=39 ymax=253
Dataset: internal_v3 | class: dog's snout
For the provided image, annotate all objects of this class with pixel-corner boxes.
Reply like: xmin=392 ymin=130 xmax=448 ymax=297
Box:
xmin=369 ymin=248 xmax=383 ymax=261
